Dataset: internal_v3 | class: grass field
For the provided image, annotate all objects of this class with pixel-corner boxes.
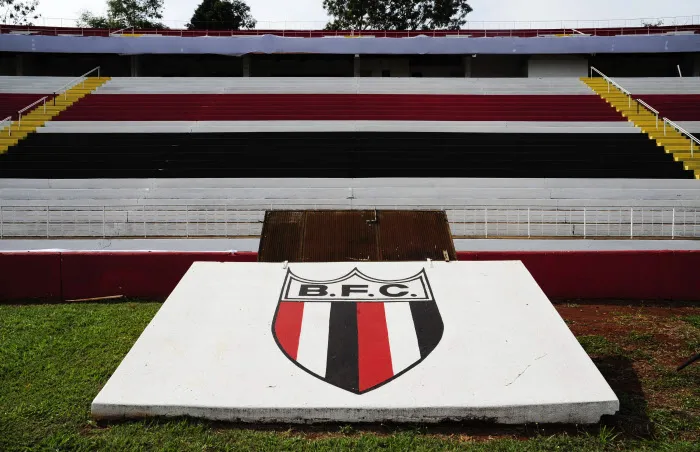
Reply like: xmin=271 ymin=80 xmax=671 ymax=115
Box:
xmin=0 ymin=301 xmax=698 ymax=451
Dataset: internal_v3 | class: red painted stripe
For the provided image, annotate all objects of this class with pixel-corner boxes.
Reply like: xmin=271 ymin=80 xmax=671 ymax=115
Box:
xmin=274 ymin=302 xmax=305 ymax=360
xmin=357 ymin=302 xmax=394 ymax=392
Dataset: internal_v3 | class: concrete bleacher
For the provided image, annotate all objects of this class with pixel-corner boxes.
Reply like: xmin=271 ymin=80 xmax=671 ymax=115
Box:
xmin=0 ymin=132 xmax=688 ymax=179
xmin=94 ymin=77 xmax=598 ymax=95
xmin=1 ymin=178 xmax=698 ymax=240
xmin=0 ymin=76 xmax=698 ymax=242
xmin=1 ymin=178 xmax=698 ymax=208
xmin=0 ymin=76 xmax=693 ymax=179
xmin=614 ymin=77 xmax=700 ymax=132
xmin=0 ymin=76 xmax=75 ymax=94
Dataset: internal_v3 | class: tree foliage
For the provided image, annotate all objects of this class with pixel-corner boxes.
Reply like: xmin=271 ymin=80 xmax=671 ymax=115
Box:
xmin=0 ymin=0 xmax=40 ymax=25
xmin=77 ymin=0 xmax=166 ymax=29
xmin=323 ymin=0 xmax=472 ymax=30
xmin=188 ymin=0 xmax=256 ymax=30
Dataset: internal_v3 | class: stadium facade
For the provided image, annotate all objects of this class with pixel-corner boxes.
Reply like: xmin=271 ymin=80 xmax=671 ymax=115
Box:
xmin=0 ymin=20 xmax=699 ymax=301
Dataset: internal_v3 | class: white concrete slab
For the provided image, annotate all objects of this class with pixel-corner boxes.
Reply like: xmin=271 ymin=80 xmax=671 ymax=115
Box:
xmin=92 ymin=261 xmax=618 ymax=424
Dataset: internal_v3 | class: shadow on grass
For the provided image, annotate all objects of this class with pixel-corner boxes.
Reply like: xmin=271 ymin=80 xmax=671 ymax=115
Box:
xmin=594 ymin=355 xmax=653 ymax=439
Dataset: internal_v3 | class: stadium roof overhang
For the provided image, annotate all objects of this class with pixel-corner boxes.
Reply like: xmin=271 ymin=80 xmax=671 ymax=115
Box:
xmin=0 ymin=34 xmax=699 ymax=56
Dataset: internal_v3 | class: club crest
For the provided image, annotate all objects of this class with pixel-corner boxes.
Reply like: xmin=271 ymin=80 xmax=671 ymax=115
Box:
xmin=272 ymin=268 xmax=444 ymax=394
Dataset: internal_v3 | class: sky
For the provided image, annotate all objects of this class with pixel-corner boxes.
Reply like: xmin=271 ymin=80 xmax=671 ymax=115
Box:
xmin=31 ymin=0 xmax=700 ymax=29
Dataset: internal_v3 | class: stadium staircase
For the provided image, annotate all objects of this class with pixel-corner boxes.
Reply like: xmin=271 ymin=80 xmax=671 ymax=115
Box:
xmin=0 ymin=77 xmax=110 ymax=155
xmin=582 ymin=77 xmax=700 ymax=180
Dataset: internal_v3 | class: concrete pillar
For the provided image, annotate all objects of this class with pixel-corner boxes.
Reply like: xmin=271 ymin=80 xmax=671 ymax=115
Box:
xmin=462 ymin=55 xmax=472 ymax=78
xmin=242 ymin=55 xmax=251 ymax=77
xmin=130 ymin=55 xmax=140 ymax=77
xmin=15 ymin=54 xmax=23 ymax=76
xmin=354 ymin=54 xmax=360 ymax=77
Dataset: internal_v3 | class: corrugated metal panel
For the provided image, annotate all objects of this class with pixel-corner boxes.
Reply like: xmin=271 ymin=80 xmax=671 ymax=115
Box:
xmin=301 ymin=211 xmax=379 ymax=262
xmin=258 ymin=210 xmax=455 ymax=262
xmin=258 ymin=211 xmax=305 ymax=262
xmin=378 ymin=211 xmax=457 ymax=261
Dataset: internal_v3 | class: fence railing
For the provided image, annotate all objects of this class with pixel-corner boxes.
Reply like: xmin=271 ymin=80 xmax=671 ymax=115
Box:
xmin=589 ymin=66 xmax=634 ymax=107
xmin=17 ymin=96 xmax=48 ymax=128
xmin=2 ymin=15 xmax=700 ymax=37
xmin=0 ymin=116 xmax=11 ymax=136
xmin=636 ymin=99 xmax=660 ymax=129
xmin=0 ymin=205 xmax=698 ymax=240
xmin=52 ymin=66 xmax=101 ymax=104
xmin=663 ymin=118 xmax=700 ymax=157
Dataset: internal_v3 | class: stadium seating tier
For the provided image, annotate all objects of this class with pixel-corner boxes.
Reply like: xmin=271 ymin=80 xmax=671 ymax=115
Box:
xmin=0 ymin=133 xmax=691 ymax=179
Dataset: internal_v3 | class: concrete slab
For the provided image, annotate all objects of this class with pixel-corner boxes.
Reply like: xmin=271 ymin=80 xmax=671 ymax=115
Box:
xmin=92 ymin=261 xmax=618 ymax=424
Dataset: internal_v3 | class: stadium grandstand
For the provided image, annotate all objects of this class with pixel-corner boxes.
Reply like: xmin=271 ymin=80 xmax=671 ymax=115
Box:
xmin=0 ymin=18 xmax=699 ymax=255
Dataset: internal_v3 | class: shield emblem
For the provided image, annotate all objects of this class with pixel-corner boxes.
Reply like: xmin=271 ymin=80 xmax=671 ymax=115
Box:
xmin=272 ymin=268 xmax=443 ymax=394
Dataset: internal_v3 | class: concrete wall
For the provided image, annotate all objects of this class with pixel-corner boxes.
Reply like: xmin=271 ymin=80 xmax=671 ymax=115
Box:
xmin=2 ymin=250 xmax=699 ymax=301
xmin=528 ymin=56 xmax=588 ymax=78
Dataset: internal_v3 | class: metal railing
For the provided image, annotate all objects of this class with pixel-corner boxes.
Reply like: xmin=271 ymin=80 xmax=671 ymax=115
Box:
xmin=636 ymin=99 xmax=660 ymax=129
xmin=16 ymin=96 xmax=48 ymax=128
xmin=0 ymin=116 xmax=11 ymax=136
xmin=663 ymin=118 xmax=700 ymax=157
xmin=52 ymin=66 xmax=101 ymax=104
xmin=0 ymin=205 xmax=698 ymax=240
xmin=589 ymin=66 xmax=633 ymax=107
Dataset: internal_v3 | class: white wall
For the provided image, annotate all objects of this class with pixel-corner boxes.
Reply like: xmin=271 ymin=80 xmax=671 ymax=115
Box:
xmin=528 ymin=56 xmax=588 ymax=78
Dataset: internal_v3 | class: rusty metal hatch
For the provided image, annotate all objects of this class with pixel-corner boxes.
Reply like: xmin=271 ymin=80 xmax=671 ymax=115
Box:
xmin=258 ymin=210 xmax=456 ymax=263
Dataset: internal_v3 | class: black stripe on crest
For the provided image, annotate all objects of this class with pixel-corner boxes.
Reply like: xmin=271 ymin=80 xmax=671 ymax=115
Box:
xmin=325 ymin=302 xmax=359 ymax=393
xmin=409 ymin=301 xmax=444 ymax=359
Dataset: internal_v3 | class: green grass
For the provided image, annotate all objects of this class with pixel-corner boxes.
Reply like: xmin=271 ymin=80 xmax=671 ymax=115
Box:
xmin=0 ymin=303 xmax=698 ymax=451
xmin=577 ymin=335 xmax=625 ymax=356
xmin=682 ymin=315 xmax=700 ymax=329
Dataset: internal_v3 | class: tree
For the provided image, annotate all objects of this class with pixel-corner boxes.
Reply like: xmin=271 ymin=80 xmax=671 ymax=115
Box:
xmin=77 ymin=0 xmax=166 ymax=29
xmin=188 ymin=0 xmax=256 ymax=30
xmin=323 ymin=0 xmax=472 ymax=30
xmin=0 ymin=0 xmax=40 ymax=25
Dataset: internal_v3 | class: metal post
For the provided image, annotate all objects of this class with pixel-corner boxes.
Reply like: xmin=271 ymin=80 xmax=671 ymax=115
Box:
xmin=692 ymin=140 xmax=695 ymax=158
xmin=664 ymin=120 xmax=666 ymax=136
xmin=527 ymin=208 xmax=531 ymax=238
xmin=484 ymin=208 xmax=488 ymax=238
xmin=630 ymin=208 xmax=634 ymax=239
xmin=672 ymin=208 xmax=676 ymax=239
xmin=583 ymin=207 xmax=587 ymax=238
xmin=463 ymin=208 xmax=466 ymax=237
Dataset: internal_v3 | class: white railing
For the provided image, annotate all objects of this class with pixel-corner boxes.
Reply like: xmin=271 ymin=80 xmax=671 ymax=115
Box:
xmin=0 ymin=116 xmax=11 ymax=136
xmin=663 ymin=118 xmax=700 ymax=158
xmin=636 ymin=99 xmax=660 ymax=129
xmin=0 ymin=205 xmax=698 ymax=240
xmin=589 ymin=66 xmax=633 ymax=108
xmin=19 ymin=14 xmax=700 ymax=31
xmin=52 ymin=66 xmax=101 ymax=104
xmin=16 ymin=96 xmax=48 ymax=128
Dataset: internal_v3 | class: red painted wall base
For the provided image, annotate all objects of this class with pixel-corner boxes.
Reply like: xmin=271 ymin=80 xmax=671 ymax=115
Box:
xmin=1 ymin=250 xmax=698 ymax=302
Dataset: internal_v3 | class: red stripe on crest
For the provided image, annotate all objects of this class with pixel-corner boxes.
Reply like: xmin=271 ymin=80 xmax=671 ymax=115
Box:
xmin=275 ymin=302 xmax=305 ymax=360
xmin=357 ymin=302 xmax=394 ymax=392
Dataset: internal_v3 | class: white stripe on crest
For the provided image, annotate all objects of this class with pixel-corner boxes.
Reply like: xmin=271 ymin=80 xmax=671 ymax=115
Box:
xmin=295 ymin=302 xmax=332 ymax=377
xmin=384 ymin=302 xmax=422 ymax=375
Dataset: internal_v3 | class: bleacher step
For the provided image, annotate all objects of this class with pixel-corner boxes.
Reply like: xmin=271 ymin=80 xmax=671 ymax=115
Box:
xmin=0 ymin=77 xmax=111 ymax=154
